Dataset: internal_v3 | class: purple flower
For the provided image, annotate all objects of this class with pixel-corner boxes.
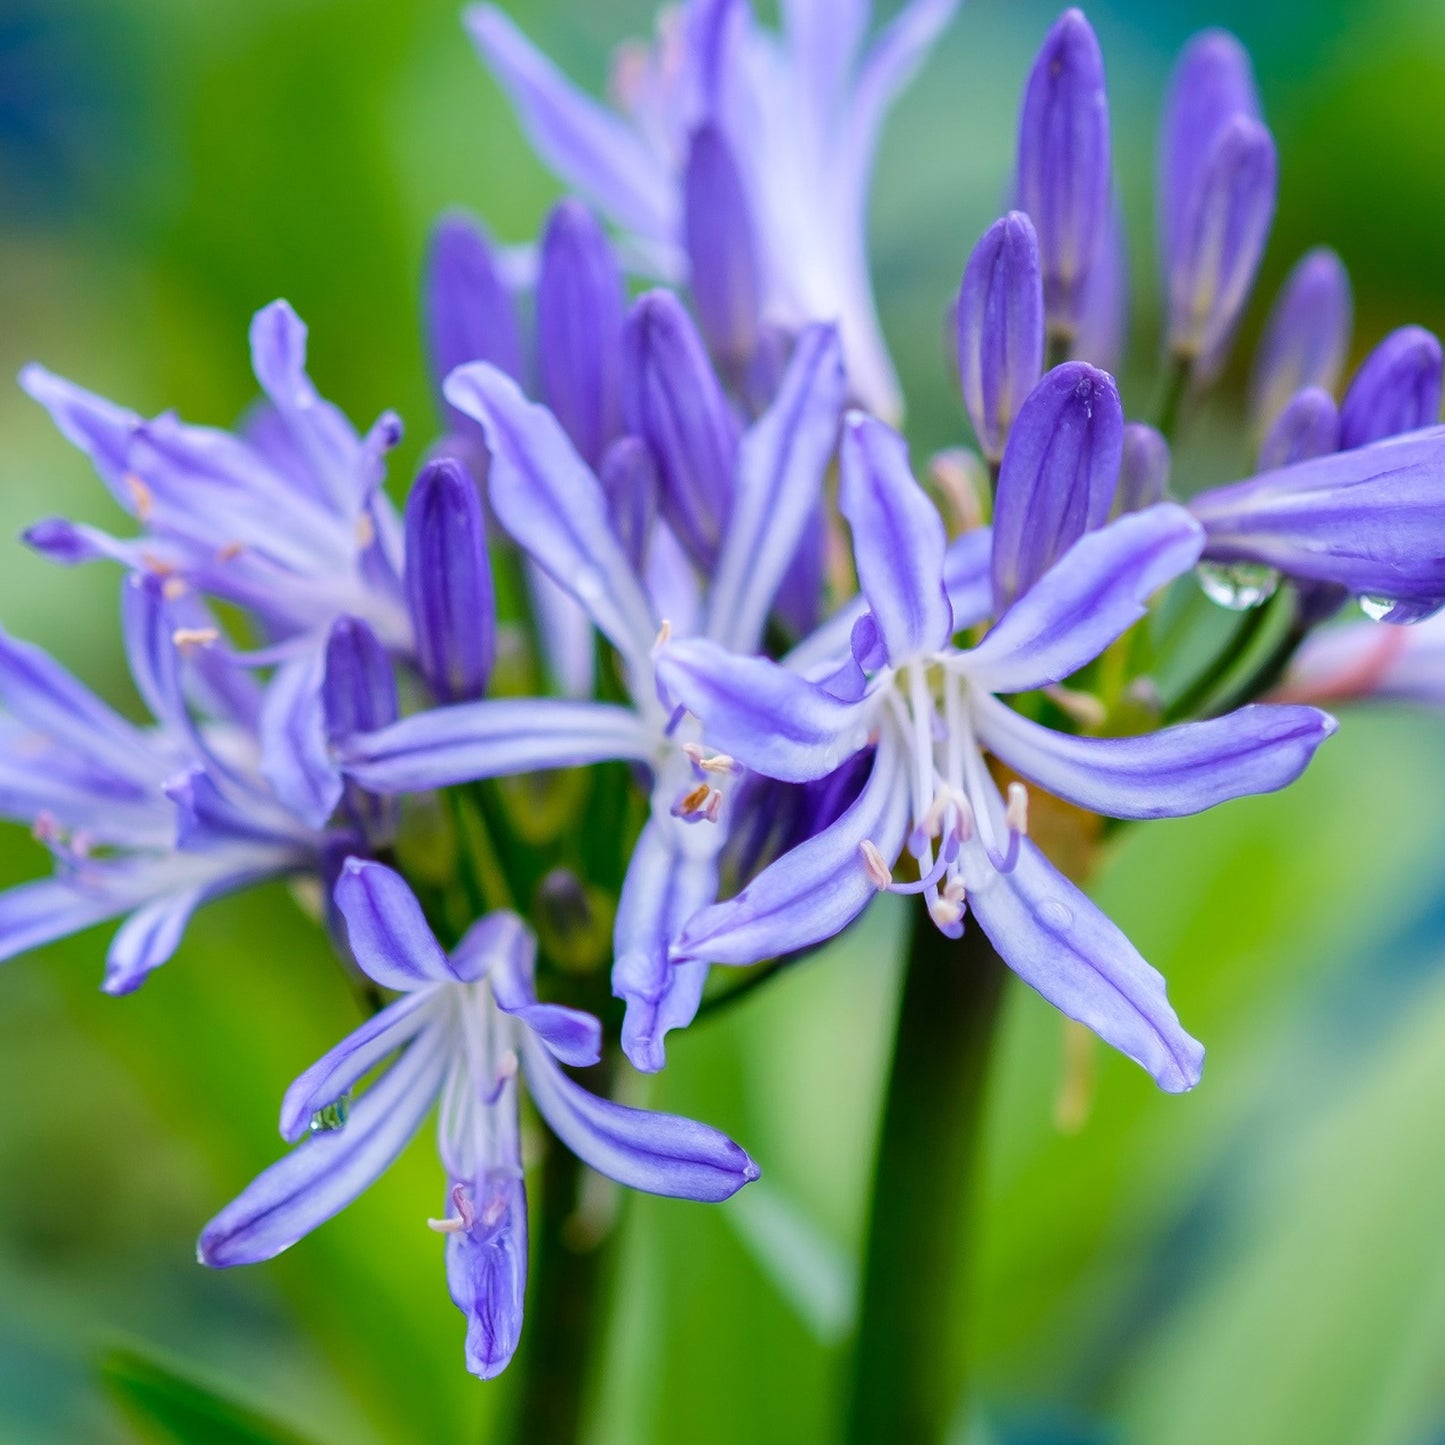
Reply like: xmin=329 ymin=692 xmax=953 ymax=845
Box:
xmin=1013 ymin=9 xmax=1112 ymax=344
xmin=0 ymin=574 xmax=330 ymax=993
xmin=1256 ymin=386 xmax=1340 ymax=471
xmin=1159 ymin=30 xmax=1276 ymax=377
xmin=1282 ymin=609 xmax=1445 ymax=708
xmin=1117 ymin=422 xmax=1170 ymax=514
xmin=1191 ymin=426 xmax=1445 ymax=623
xmin=1248 ymin=247 xmax=1352 ymax=434
xmin=336 ymin=331 xmax=848 ymax=1071
xmin=653 ymin=413 xmax=1338 ymax=1092
xmin=23 ymin=300 xmax=409 ymax=651
xmin=956 ymin=212 xmax=1045 ymax=466
xmin=464 ymin=0 xmax=959 ymax=419
xmin=198 ymin=859 xmax=757 ymax=1380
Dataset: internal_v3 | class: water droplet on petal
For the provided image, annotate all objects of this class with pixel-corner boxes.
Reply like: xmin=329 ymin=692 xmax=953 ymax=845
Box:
xmin=309 ymin=1094 xmax=351 ymax=1134
xmin=1197 ymin=561 xmax=1279 ymax=611
xmin=1358 ymin=594 xmax=1444 ymax=625
xmin=1040 ymin=899 xmax=1073 ymax=931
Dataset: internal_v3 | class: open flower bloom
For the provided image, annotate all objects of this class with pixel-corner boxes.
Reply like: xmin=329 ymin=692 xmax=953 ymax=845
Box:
xmin=335 ymin=326 xmax=846 ymax=1073
xmin=0 ymin=573 xmax=328 ymax=993
xmin=198 ymin=859 xmax=758 ymax=1379
xmin=22 ymin=300 xmax=409 ymax=651
xmin=465 ymin=0 xmax=958 ymax=419
xmin=654 ymin=409 xmax=1339 ymax=1092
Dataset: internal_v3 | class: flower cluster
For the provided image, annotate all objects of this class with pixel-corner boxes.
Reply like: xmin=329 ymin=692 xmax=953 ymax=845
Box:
xmin=4 ymin=0 xmax=1445 ymax=1384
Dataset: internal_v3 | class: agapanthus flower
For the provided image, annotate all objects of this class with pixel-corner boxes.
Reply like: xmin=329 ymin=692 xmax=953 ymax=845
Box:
xmin=465 ymin=0 xmax=958 ymax=419
xmin=0 ymin=573 xmax=332 ymax=992
xmin=199 ymin=859 xmax=757 ymax=1379
xmin=654 ymin=406 xmax=1338 ymax=1091
xmin=334 ymin=325 xmax=847 ymax=1072
xmin=1281 ymin=608 xmax=1445 ymax=709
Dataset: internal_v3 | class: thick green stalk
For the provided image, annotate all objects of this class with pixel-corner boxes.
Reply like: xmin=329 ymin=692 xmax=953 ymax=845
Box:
xmin=845 ymin=914 xmax=1009 ymax=1444
xmin=513 ymin=1053 xmax=617 ymax=1444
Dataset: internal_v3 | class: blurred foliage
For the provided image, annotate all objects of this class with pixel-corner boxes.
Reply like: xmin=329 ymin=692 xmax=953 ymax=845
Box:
xmin=0 ymin=0 xmax=1443 ymax=1441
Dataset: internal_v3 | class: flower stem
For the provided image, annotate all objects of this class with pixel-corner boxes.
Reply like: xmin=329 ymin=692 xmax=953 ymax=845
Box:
xmin=844 ymin=912 xmax=1009 ymax=1443
xmin=514 ymin=1052 xmax=617 ymax=1444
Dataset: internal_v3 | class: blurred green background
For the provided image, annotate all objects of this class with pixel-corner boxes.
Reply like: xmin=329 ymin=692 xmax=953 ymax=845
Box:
xmin=2 ymin=0 xmax=1445 ymax=1440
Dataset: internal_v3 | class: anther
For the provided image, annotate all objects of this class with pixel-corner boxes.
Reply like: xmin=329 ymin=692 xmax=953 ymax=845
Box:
xmin=1006 ymin=782 xmax=1030 ymax=837
xmin=677 ymin=782 xmax=710 ymax=816
xmin=929 ymin=895 xmax=965 ymax=929
xmin=704 ymin=790 xmax=723 ymax=824
xmin=858 ymin=839 xmax=893 ymax=890
xmin=682 ymin=742 xmax=735 ymax=774
xmin=124 ymin=473 xmax=154 ymax=520
xmin=426 ymin=1182 xmax=477 ymax=1235
xmin=1043 ymin=684 xmax=1108 ymax=729
xmin=172 ymin=627 xmax=219 ymax=652
xmin=215 ymin=540 xmax=245 ymax=562
xmin=654 ymin=618 xmax=673 ymax=650
xmin=355 ymin=513 xmax=376 ymax=548
xmin=161 ymin=576 xmax=189 ymax=602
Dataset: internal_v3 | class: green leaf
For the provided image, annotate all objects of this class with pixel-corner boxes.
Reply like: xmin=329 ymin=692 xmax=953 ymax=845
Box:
xmin=101 ymin=1347 xmax=319 ymax=1445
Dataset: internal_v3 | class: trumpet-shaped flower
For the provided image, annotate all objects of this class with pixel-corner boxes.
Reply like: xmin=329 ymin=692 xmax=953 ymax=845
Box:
xmin=654 ymin=410 xmax=1337 ymax=1091
xmin=199 ymin=859 xmax=757 ymax=1379
xmin=465 ymin=0 xmax=959 ymax=419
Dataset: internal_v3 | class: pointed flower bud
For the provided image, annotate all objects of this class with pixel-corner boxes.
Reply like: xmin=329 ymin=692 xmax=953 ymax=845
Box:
xmin=956 ymin=211 xmax=1044 ymax=465
xmin=1339 ymin=325 xmax=1444 ymax=450
xmin=1248 ymin=247 xmax=1353 ymax=434
xmin=424 ymin=213 xmax=524 ymax=421
xmin=1117 ymin=423 xmax=1170 ymax=514
xmin=992 ymin=362 xmax=1124 ymax=611
xmin=683 ymin=123 xmax=762 ymax=372
xmin=1165 ymin=114 xmax=1277 ymax=374
xmin=1014 ymin=9 xmax=1112 ymax=343
xmin=1257 ymin=387 xmax=1340 ymax=471
xmin=324 ymin=616 xmax=399 ymax=840
xmin=536 ymin=200 xmax=626 ymax=468
xmin=404 ymin=458 xmax=496 ymax=704
xmin=621 ymin=290 xmax=739 ymax=566
xmin=598 ymin=435 xmax=659 ymax=572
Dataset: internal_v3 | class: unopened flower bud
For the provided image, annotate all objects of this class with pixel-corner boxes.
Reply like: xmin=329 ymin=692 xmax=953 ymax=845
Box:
xmin=1117 ymin=423 xmax=1170 ymax=514
xmin=404 ymin=457 xmax=496 ymax=704
xmin=992 ymin=362 xmax=1123 ymax=610
xmin=1339 ymin=325 xmax=1443 ymax=450
xmin=956 ymin=211 xmax=1044 ymax=465
xmin=1257 ymin=387 xmax=1339 ymax=471
xmin=684 ymin=123 xmax=761 ymax=372
xmin=536 ymin=200 xmax=625 ymax=468
xmin=1015 ymin=9 xmax=1112 ymax=343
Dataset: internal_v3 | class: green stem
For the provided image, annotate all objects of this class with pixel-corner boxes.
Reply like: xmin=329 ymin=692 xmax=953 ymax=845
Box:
xmin=514 ymin=1052 xmax=618 ymax=1444
xmin=1152 ymin=353 xmax=1193 ymax=445
xmin=844 ymin=912 xmax=1009 ymax=1444
xmin=1164 ymin=589 xmax=1281 ymax=723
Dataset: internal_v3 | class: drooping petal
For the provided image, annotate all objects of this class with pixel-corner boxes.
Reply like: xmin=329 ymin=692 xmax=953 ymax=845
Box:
xmin=102 ymin=886 xmax=207 ymax=996
xmin=1190 ymin=426 xmax=1445 ymax=616
xmin=338 ymin=698 xmax=654 ymax=794
xmin=657 ymin=639 xmax=875 ymax=784
xmin=962 ymin=503 xmax=1205 ymax=695
xmin=1257 ymin=386 xmax=1340 ymax=471
xmin=972 ymin=691 xmax=1336 ymax=819
xmin=1014 ymin=8 xmax=1112 ymax=340
xmin=612 ymin=817 xmax=719 ymax=1073
xmin=447 ymin=1170 xmax=528 ymax=1380
xmin=956 ymin=211 xmax=1045 ymax=465
xmin=1248 ymin=247 xmax=1352 ymax=434
xmin=279 ymin=989 xmax=443 ymax=1143
xmin=621 ymin=290 xmax=738 ymax=569
xmin=0 ymin=875 xmax=136 ymax=965
xmin=536 ymin=199 xmax=626 ymax=469
xmin=673 ymin=737 xmax=910 ymax=966
xmin=444 ymin=362 xmax=657 ymax=677
xmin=684 ymin=123 xmax=762 ymax=370
xmin=19 ymin=363 xmax=138 ymax=504
xmin=1338 ymin=325 xmax=1444 ymax=450
xmin=404 ymin=457 xmax=496 ymax=705
xmin=838 ymin=412 xmax=952 ymax=662
xmin=198 ymin=1024 xmax=450 ymax=1266
xmin=520 ymin=1031 xmax=758 ymax=1201
xmin=707 ymin=325 xmax=846 ymax=653
xmin=464 ymin=4 xmax=676 ymax=243
xmin=333 ymin=858 xmax=457 ymax=990
xmin=991 ymin=362 xmax=1124 ymax=611
xmin=969 ymin=841 xmax=1204 ymax=1092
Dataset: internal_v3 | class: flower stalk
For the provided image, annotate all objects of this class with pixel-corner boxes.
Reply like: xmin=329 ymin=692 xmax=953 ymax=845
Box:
xmin=845 ymin=910 xmax=1009 ymax=1443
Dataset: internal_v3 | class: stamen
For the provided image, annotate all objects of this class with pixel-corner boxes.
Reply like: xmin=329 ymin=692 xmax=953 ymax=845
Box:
xmin=426 ymin=1181 xmax=477 ymax=1235
xmin=215 ymin=540 xmax=245 ymax=562
xmin=1043 ymin=684 xmax=1108 ymax=729
xmin=172 ymin=626 xmax=219 ymax=652
xmin=161 ymin=576 xmax=188 ymax=602
xmin=682 ymin=742 xmax=736 ymax=774
xmin=654 ymin=618 xmax=673 ymax=650
xmin=704 ymin=790 xmax=724 ymax=824
xmin=355 ymin=512 xmax=376 ymax=548
xmin=858 ymin=839 xmax=893 ymax=890
xmin=124 ymin=473 xmax=154 ymax=520
xmin=676 ymin=782 xmax=710 ymax=816
xmin=928 ymin=894 xmax=965 ymax=929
